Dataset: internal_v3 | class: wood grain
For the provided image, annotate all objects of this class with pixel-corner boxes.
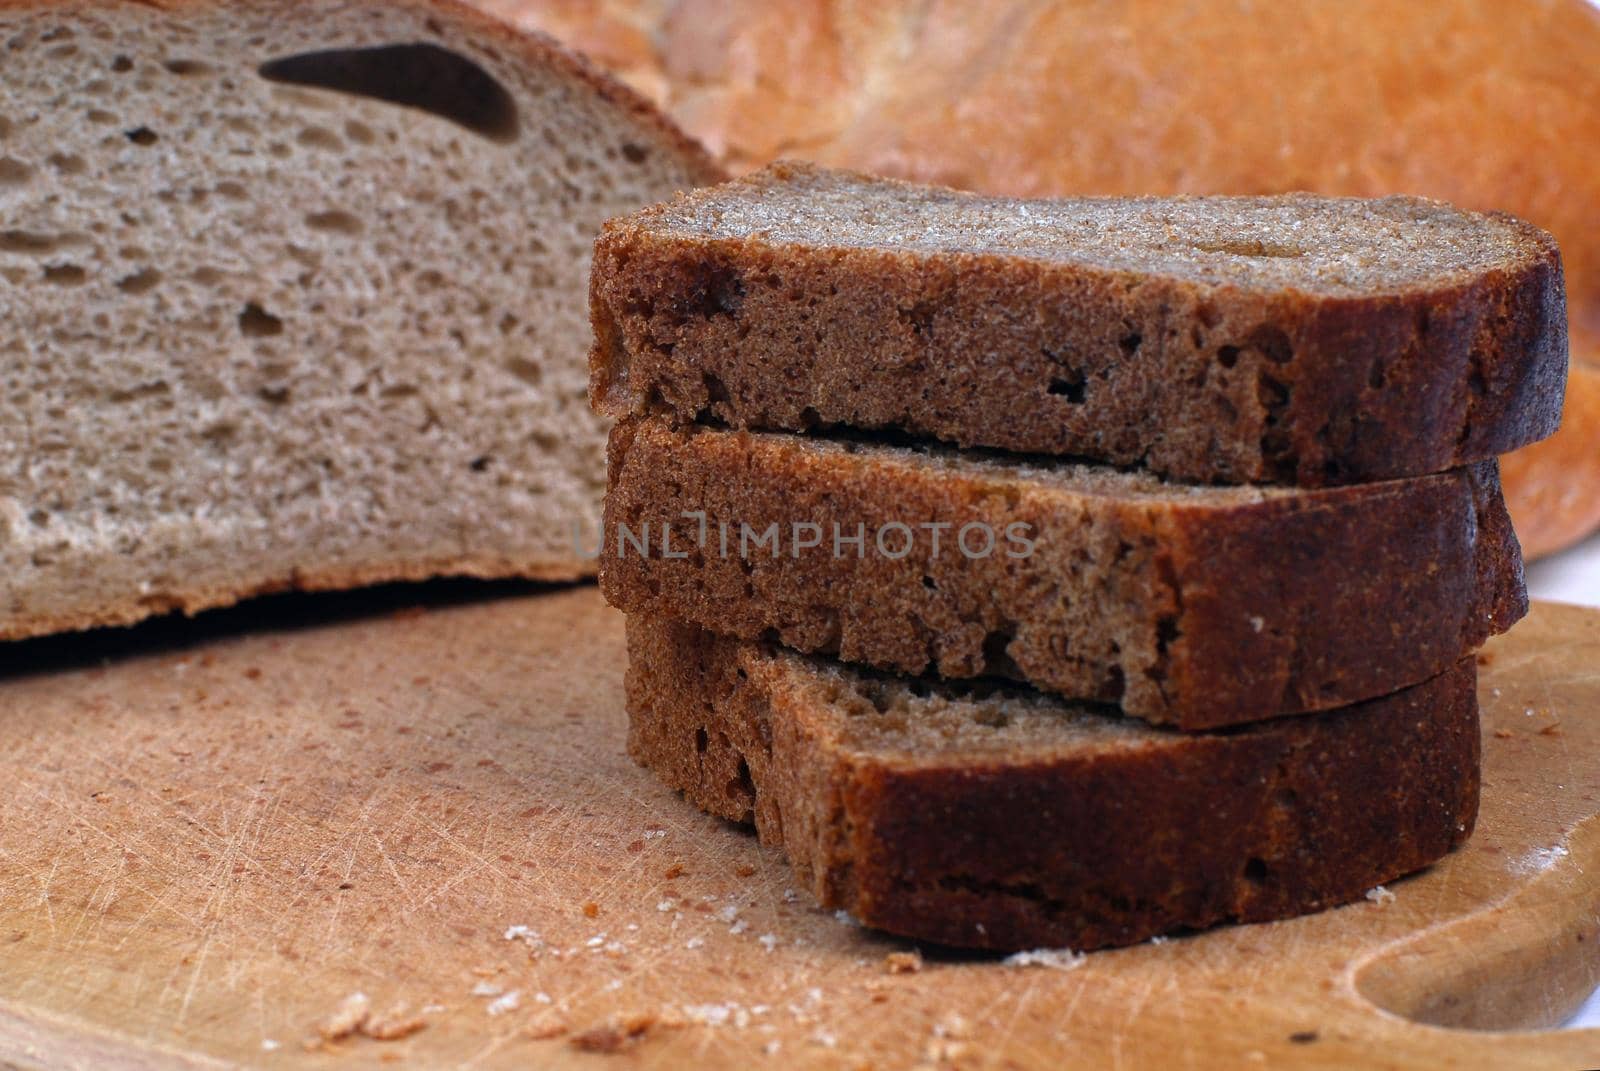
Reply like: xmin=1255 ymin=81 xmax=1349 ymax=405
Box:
xmin=0 ymin=584 xmax=1596 ymax=1069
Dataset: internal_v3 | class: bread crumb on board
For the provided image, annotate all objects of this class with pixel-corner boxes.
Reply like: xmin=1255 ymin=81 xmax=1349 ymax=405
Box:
xmin=1365 ymin=885 xmax=1396 ymax=904
xmin=883 ymin=950 xmax=923 ymax=974
xmin=1002 ymin=948 xmax=1087 ymax=970
xmin=309 ymin=993 xmax=430 ymax=1046
xmin=316 ymin=992 xmax=371 ymax=1041
xmin=366 ymin=1004 xmax=428 ymax=1041
xmin=568 ymin=1011 xmax=681 ymax=1052
xmin=525 ymin=1011 xmax=571 ymax=1040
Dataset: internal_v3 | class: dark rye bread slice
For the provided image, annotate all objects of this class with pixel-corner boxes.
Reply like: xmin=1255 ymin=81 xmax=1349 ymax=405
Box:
xmin=589 ymin=162 xmax=1567 ymax=486
xmin=601 ymin=417 xmax=1525 ymax=730
xmin=625 ymin=614 xmax=1481 ymax=952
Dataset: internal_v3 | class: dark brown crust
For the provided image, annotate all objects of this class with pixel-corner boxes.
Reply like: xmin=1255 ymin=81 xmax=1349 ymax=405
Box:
xmin=589 ymin=162 xmax=1566 ymax=486
xmin=601 ymin=417 xmax=1526 ymax=730
xmin=625 ymin=614 xmax=1481 ymax=953
xmin=0 ymin=553 xmax=591 ymax=642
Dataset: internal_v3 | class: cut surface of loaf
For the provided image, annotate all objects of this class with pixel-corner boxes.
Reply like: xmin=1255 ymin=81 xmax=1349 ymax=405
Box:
xmin=625 ymin=614 xmax=1481 ymax=952
xmin=590 ymin=162 xmax=1566 ymax=486
xmin=0 ymin=0 xmax=721 ymax=640
xmin=602 ymin=418 xmax=1526 ymax=729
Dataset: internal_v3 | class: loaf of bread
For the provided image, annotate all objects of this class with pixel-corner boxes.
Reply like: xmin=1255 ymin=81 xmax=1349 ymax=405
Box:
xmin=625 ymin=613 xmax=1480 ymax=952
xmin=591 ymin=164 xmax=1566 ymax=487
xmin=0 ymin=0 xmax=720 ymax=640
xmin=496 ymin=0 xmax=1600 ymax=554
xmin=602 ymin=418 xmax=1525 ymax=730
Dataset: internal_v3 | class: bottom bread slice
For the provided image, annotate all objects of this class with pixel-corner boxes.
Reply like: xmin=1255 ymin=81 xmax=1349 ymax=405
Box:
xmin=625 ymin=615 xmax=1481 ymax=952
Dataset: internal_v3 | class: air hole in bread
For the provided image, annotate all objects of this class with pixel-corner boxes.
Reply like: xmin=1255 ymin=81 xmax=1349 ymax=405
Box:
xmin=504 ymin=356 xmax=543 ymax=386
xmin=305 ymin=209 xmax=363 ymax=235
xmin=1216 ymin=345 xmax=1241 ymax=369
xmin=1191 ymin=239 xmax=1305 ymax=259
xmin=620 ymin=142 xmax=650 ymax=164
xmin=125 ymin=126 xmax=158 ymax=146
xmin=1243 ymin=857 xmax=1269 ymax=884
xmin=1 ymin=230 xmax=76 ymax=254
xmin=116 ymin=267 xmax=161 ymax=294
xmin=258 ymin=43 xmax=519 ymax=143
xmin=1248 ymin=324 xmax=1295 ymax=365
xmin=238 ymin=302 xmax=284 ymax=338
xmin=42 ymin=264 xmax=86 ymax=286
xmin=694 ymin=728 xmax=709 ymax=754
xmin=0 ymin=157 xmax=32 ymax=184
xmin=1048 ymin=372 xmax=1087 ymax=404
xmin=296 ymin=125 xmax=342 ymax=151
xmin=162 ymin=58 xmax=210 ymax=76
xmin=47 ymin=152 xmax=85 ymax=175
xmin=110 ymin=55 xmax=132 ymax=72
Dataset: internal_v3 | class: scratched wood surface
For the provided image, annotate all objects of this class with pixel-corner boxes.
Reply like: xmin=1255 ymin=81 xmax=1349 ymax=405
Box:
xmin=0 ymin=584 xmax=1597 ymax=1070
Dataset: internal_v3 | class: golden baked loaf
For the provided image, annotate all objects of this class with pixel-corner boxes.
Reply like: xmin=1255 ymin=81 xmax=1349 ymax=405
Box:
xmin=491 ymin=0 xmax=1600 ymax=556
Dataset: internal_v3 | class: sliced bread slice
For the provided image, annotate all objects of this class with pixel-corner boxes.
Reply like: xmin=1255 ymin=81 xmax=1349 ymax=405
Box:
xmin=590 ymin=162 xmax=1566 ymax=485
xmin=602 ymin=417 xmax=1524 ymax=730
xmin=0 ymin=0 xmax=721 ymax=640
xmin=625 ymin=613 xmax=1480 ymax=952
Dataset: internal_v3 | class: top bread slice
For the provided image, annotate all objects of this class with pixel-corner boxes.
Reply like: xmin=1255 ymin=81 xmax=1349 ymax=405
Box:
xmin=590 ymin=162 xmax=1567 ymax=486
xmin=0 ymin=0 xmax=721 ymax=641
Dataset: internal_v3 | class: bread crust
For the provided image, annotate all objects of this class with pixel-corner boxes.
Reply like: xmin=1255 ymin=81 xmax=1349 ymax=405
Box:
xmin=0 ymin=554 xmax=591 ymax=642
xmin=1500 ymin=363 xmax=1600 ymax=558
xmin=591 ymin=164 xmax=1567 ymax=487
xmin=625 ymin=614 xmax=1481 ymax=952
xmin=601 ymin=417 xmax=1525 ymax=730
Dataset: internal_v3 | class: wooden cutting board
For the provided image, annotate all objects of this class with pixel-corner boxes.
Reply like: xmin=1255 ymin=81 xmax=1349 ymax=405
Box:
xmin=0 ymin=584 xmax=1597 ymax=1070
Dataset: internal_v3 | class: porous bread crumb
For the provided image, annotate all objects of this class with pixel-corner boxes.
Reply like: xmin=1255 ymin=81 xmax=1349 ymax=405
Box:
xmin=884 ymin=950 xmax=923 ymax=974
xmin=316 ymin=992 xmax=371 ymax=1040
xmin=0 ymin=0 xmax=719 ymax=644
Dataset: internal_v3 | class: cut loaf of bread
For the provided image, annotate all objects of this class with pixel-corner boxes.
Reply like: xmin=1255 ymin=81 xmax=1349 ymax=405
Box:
xmin=590 ymin=162 xmax=1566 ymax=486
xmin=602 ymin=418 xmax=1525 ymax=730
xmin=0 ymin=0 xmax=721 ymax=640
xmin=625 ymin=614 xmax=1480 ymax=952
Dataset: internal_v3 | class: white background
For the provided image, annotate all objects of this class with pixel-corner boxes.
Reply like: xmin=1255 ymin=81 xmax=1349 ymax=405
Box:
xmin=1525 ymin=532 xmax=1600 ymax=1028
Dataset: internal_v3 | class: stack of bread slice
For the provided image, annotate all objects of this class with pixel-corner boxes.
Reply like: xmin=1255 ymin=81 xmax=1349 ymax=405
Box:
xmin=587 ymin=162 xmax=1568 ymax=952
